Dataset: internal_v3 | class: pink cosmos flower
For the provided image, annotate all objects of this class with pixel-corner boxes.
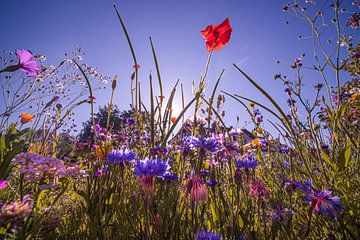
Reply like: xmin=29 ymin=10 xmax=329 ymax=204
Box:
xmin=0 ymin=180 xmax=8 ymax=189
xmin=16 ymin=49 xmax=41 ymax=77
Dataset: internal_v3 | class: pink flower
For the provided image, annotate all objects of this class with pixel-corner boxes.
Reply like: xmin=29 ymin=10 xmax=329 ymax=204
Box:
xmin=182 ymin=175 xmax=208 ymax=202
xmin=138 ymin=176 xmax=154 ymax=192
xmin=16 ymin=49 xmax=41 ymax=77
xmin=0 ymin=180 xmax=8 ymax=189
xmin=249 ymin=179 xmax=270 ymax=200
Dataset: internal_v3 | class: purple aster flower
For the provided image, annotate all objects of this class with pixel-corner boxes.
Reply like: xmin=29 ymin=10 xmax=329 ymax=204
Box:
xmin=106 ymin=149 xmax=136 ymax=165
xmin=235 ymin=155 xmax=258 ymax=170
xmin=133 ymin=158 xmax=169 ymax=177
xmin=16 ymin=49 xmax=41 ymax=77
xmin=197 ymin=230 xmax=222 ymax=240
xmin=304 ymin=189 xmax=344 ymax=219
xmin=14 ymin=153 xmax=85 ymax=185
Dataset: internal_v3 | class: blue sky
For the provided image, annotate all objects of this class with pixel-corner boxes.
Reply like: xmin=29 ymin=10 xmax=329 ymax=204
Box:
xmin=0 ymin=0 xmax=356 ymax=133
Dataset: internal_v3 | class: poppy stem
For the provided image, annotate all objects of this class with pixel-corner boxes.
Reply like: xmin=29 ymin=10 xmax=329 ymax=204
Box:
xmin=201 ymin=50 xmax=213 ymax=83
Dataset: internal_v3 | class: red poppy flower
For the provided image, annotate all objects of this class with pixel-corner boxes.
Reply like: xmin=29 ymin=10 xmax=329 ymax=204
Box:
xmin=201 ymin=18 xmax=232 ymax=52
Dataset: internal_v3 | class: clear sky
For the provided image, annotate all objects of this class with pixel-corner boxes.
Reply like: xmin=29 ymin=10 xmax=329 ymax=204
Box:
xmin=0 ymin=0 xmax=356 ymax=133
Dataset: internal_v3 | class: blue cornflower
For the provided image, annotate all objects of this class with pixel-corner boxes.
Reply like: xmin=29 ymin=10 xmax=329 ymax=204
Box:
xmin=267 ymin=207 xmax=295 ymax=222
xmin=304 ymin=189 xmax=344 ymax=220
xmin=106 ymin=149 xmax=136 ymax=164
xmin=197 ymin=230 xmax=222 ymax=240
xmin=151 ymin=146 xmax=168 ymax=157
xmin=191 ymin=137 xmax=218 ymax=153
xmin=253 ymin=109 xmax=261 ymax=116
xmin=278 ymin=174 xmax=302 ymax=192
xmin=206 ymin=179 xmax=218 ymax=187
xmin=133 ymin=158 xmax=169 ymax=177
xmin=260 ymin=139 xmax=268 ymax=146
xmin=280 ymin=146 xmax=289 ymax=154
xmin=283 ymin=160 xmax=290 ymax=168
xmin=298 ymin=180 xmax=313 ymax=194
xmin=235 ymin=155 xmax=258 ymax=170
xmin=162 ymin=172 xmax=179 ymax=181
xmin=126 ymin=117 xmax=135 ymax=125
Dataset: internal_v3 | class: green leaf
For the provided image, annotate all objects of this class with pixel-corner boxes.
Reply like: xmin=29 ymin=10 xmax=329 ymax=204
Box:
xmin=321 ymin=149 xmax=336 ymax=170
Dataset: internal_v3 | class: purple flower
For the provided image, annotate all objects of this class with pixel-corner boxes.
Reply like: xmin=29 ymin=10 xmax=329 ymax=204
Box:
xmin=161 ymin=172 xmax=179 ymax=181
xmin=91 ymin=123 xmax=103 ymax=134
xmin=249 ymin=179 xmax=270 ymax=200
xmin=14 ymin=153 xmax=85 ymax=186
xmin=126 ymin=117 xmax=135 ymax=125
xmin=151 ymin=146 xmax=168 ymax=157
xmin=260 ymin=139 xmax=268 ymax=146
xmin=106 ymin=149 xmax=136 ymax=165
xmin=95 ymin=167 xmax=107 ymax=176
xmin=280 ymin=146 xmax=289 ymax=154
xmin=217 ymin=141 xmax=239 ymax=159
xmin=16 ymin=49 xmax=41 ymax=77
xmin=347 ymin=13 xmax=360 ymax=29
xmin=283 ymin=160 xmax=290 ymax=168
xmin=133 ymin=158 xmax=170 ymax=177
xmin=0 ymin=180 xmax=8 ymax=189
xmin=191 ymin=137 xmax=218 ymax=153
xmin=235 ymin=155 xmax=258 ymax=170
xmin=304 ymin=189 xmax=344 ymax=219
xmin=253 ymin=109 xmax=261 ymax=116
xmin=0 ymin=195 xmax=33 ymax=227
xmin=278 ymin=174 xmax=302 ymax=192
xmin=197 ymin=230 xmax=222 ymax=240
xmin=206 ymin=179 xmax=218 ymax=187
xmin=267 ymin=207 xmax=294 ymax=222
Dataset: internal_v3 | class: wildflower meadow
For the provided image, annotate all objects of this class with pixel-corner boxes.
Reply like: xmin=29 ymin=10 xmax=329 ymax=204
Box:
xmin=0 ymin=1 xmax=359 ymax=239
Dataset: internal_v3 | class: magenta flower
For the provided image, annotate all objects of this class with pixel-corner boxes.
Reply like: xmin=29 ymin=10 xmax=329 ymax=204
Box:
xmin=249 ymin=179 xmax=270 ymax=200
xmin=16 ymin=49 xmax=41 ymax=77
xmin=182 ymin=175 xmax=208 ymax=202
xmin=0 ymin=180 xmax=8 ymax=189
